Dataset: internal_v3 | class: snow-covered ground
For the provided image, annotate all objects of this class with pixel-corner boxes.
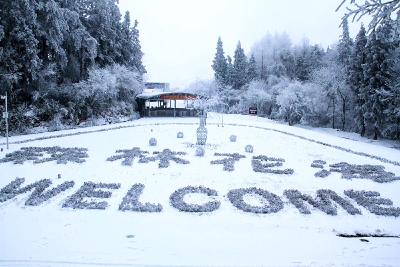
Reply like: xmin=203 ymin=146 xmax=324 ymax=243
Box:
xmin=1 ymin=113 xmax=400 ymax=267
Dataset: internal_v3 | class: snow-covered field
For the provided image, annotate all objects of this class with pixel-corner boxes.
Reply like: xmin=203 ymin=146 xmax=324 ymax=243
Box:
xmin=1 ymin=113 xmax=400 ymax=267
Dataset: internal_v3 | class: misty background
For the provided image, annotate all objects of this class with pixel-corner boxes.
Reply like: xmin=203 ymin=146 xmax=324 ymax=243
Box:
xmin=118 ymin=0 xmax=364 ymax=88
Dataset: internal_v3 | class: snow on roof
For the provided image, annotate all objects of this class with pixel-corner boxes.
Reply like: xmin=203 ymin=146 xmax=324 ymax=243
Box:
xmin=136 ymin=90 xmax=199 ymax=100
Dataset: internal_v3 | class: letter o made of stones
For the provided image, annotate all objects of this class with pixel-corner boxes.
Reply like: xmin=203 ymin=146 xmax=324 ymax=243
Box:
xmin=170 ymin=186 xmax=221 ymax=212
xmin=228 ymin=187 xmax=284 ymax=214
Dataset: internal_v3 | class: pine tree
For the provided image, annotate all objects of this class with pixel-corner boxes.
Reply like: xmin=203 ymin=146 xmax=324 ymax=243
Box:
xmin=363 ymin=18 xmax=395 ymax=140
xmin=380 ymin=17 xmax=399 ymax=139
xmin=119 ymin=11 xmax=146 ymax=75
xmin=225 ymin=55 xmax=234 ymax=87
xmin=212 ymin=37 xmax=227 ymax=86
xmin=349 ymin=24 xmax=368 ymax=136
xmin=130 ymin=18 xmax=146 ymax=75
xmin=247 ymin=55 xmax=258 ymax=82
xmin=337 ymin=19 xmax=353 ymax=69
xmin=232 ymin=41 xmax=248 ymax=89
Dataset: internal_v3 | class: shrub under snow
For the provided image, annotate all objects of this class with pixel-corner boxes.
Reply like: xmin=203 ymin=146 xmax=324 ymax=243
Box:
xmin=195 ymin=146 xmax=205 ymax=157
xmin=149 ymin=138 xmax=157 ymax=146
xmin=245 ymin=145 xmax=254 ymax=153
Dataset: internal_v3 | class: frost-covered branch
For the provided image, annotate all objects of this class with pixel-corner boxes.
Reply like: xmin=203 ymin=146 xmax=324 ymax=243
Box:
xmin=337 ymin=0 xmax=400 ymax=30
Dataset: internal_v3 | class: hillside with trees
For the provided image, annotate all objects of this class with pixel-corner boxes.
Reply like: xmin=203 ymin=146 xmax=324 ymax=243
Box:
xmin=199 ymin=5 xmax=400 ymax=141
xmin=0 ymin=0 xmax=145 ymax=134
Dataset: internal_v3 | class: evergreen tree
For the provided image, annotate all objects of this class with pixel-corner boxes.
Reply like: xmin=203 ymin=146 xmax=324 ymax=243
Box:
xmin=293 ymin=42 xmax=324 ymax=82
xmin=119 ymin=11 xmax=146 ymax=75
xmin=0 ymin=0 xmax=40 ymax=102
xmin=380 ymin=17 xmax=399 ymax=139
xmin=225 ymin=55 xmax=234 ymax=87
xmin=337 ymin=19 xmax=353 ymax=69
xmin=333 ymin=20 xmax=354 ymax=131
xmin=247 ymin=55 xmax=258 ymax=82
xmin=212 ymin=37 xmax=227 ymax=86
xmin=129 ymin=18 xmax=146 ymax=75
xmin=232 ymin=41 xmax=248 ymax=89
xmin=349 ymin=24 xmax=368 ymax=136
xmin=363 ymin=18 xmax=396 ymax=139
xmin=80 ymin=0 xmax=122 ymax=67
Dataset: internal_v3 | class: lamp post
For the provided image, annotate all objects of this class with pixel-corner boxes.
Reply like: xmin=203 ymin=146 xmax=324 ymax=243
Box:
xmin=1 ymin=92 xmax=9 ymax=149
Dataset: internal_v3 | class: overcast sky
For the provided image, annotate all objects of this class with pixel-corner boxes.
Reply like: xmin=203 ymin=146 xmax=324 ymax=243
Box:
xmin=118 ymin=0 xmax=364 ymax=89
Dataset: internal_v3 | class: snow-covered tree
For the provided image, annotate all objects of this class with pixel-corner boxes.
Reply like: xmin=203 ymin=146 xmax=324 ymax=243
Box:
xmin=276 ymin=82 xmax=329 ymax=126
xmin=312 ymin=48 xmax=352 ymax=130
xmin=232 ymin=41 xmax=248 ymax=89
xmin=349 ymin=24 xmax=368 ymax=136
xmin=363 ymin=18 xmax=396 ymax=139
xmin=0 ymin=0 xmax=40 ymax=102
xmin=337 ymin=18 xmax=353 ymax=70
xmin=212 ymin=37 xmax=228 ymax=86
xmin=247 ymin=55 xmax=258 ymax=82
xmin=119 ymin=11 xmax=146 ymax=75
xmin=80 ymin=0 xmax=122 ymax=67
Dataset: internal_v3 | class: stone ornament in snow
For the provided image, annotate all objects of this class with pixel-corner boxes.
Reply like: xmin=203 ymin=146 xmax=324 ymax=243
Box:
xmin=62 ymin=182 xmax=121 ymax=210
xmin=195 ymin=146 xmax=205 ymax=157
xmin=283 ymin=189 xmax=361 ymax=216
xmin=245 ymin=145 xmax=254 ymax=153
xmin=149 ymin=138 xmax=157 ymax=146
xmin=210 ymin=153 xmax=246 ymax=172
xmin=344 ymin=190 xmax=400 ymax=217
xmin=170 ymin=186 xmax=220 ymax=212
xmin=227 ymin=187 xmax=284 ymax=214
xmin=0 ymin=146 xmax=89 ymax=165
xmin=139 ymin=149 xmax=190 ymax=168
xmin=177 ymin=132 xmax=184 ymax=139
xmin=251 ymin=155 xmax=294 ymax=175
xmin=107 ymin=147 xmax=149 ymax=166
xmin=196 ymin=115 xmax=208 ymax=145
xmin=119 ymin=184 xmax=162 ymax=212
xmin=0 ymin=177 xmax=75 ymax=206
xmin=229 ymin=135 xmax=237 ymax=142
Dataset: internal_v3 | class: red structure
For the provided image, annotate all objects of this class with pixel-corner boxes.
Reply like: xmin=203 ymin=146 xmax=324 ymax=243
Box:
xmin=136 ymin=92 xmax=200 ymax=117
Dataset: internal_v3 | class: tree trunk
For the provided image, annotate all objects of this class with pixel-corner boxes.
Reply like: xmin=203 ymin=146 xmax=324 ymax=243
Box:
xmin=342 ymin=99 xmax=346 ymax=131
xmin=373 ymin=127 xmax=379 ymax=140
xmin=332 ymin=97 xmax=336 ymax=129
xmin=360 ymin=120 xmax=366 ymax=137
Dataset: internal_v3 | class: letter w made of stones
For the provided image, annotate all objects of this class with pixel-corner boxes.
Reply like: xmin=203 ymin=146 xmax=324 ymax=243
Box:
xmin=0 ymin=178 xmax=74 ymax=206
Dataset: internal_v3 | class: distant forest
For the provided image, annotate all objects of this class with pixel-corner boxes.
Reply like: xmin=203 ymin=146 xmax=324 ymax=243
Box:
xmin=0 ymin=0 xmax=145 ymax=134
xmin=197 ymin=3 xmax=400 ymax=141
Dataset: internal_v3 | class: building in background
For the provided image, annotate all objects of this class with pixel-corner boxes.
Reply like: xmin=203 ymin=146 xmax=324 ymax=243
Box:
xmin=144 ymin=82 xmax=170 ymax=93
